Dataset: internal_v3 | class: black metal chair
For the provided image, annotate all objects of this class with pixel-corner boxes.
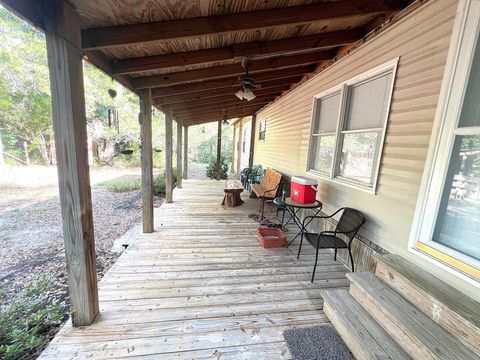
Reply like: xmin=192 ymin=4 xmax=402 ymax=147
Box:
xmin=297 ymin=207 xmax=366 ymax=282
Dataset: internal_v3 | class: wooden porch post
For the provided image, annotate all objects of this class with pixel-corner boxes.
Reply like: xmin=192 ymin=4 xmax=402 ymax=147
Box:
xmin=139 ymin=88 xmax=153 ymax=233
xmin=216 ymin=120 xmax=222 ymax=180
xmin=231 ymin=126 xmax=235 ymax=173
xmin=43 ymin=0 xmax=98 ymax=326
xmin=176 ymin=120 xmax=183 ymax=189
xmin=183 ymin=125 xmax=188 ymax=180
xmin=237 ymin=121 xmax=243 ymax=174
xmin=248 ymin=114 xmax=257 ymax=168
xmin=165 ymin=110 xmax=173 ymax=203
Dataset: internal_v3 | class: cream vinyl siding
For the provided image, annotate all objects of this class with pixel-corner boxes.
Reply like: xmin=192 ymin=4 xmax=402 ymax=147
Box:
xmin=253 ymin=0 xmax=477 ymax=293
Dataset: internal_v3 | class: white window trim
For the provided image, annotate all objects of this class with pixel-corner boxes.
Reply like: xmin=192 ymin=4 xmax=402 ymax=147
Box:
xmin=306 ymin=58 xmax=399 ymax=194
xmin=409 ymin=0 xmax=480 ymax=284
xmin=258 ymin=120 xmax=267 ymax=142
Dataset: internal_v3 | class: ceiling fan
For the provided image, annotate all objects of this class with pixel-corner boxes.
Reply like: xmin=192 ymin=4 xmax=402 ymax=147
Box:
xmin=235 ymin=57 xmax=261 ymax=101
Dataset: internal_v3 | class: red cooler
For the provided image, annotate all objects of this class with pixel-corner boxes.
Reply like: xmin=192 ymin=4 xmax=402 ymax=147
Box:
xmin=290 ymin=176 xmax=318 ymax=204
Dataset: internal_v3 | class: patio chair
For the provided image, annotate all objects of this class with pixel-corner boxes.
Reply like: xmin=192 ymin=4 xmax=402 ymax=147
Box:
xmin=247 ymin=165 xmax=263 ymax=191
xmin=297 ymin=207 xmax=366 ymax=282
xmin=250 ymin=168 xmax=282 ymax=220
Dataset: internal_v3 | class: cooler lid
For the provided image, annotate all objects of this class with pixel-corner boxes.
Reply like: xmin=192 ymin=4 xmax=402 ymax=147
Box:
xmin=291 ymin=176 xmax=318 ymax=185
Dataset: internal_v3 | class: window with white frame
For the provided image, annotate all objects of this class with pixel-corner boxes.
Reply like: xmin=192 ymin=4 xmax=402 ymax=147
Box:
xmin=412 ymin=0 xmax=480 ymax=270
xmin=258 ymin=120 xmax=267 ymax=141
xmin=307 ymin=59 xmax=398 ymax=191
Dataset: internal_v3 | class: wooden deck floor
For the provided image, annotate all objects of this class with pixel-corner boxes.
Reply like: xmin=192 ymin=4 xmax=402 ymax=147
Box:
xmin=40 ymin=180 xmax=350 ymax=359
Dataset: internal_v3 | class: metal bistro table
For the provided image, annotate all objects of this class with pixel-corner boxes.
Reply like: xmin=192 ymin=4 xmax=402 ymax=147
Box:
xmin=274 ymin=197 xmax=323 ymax=247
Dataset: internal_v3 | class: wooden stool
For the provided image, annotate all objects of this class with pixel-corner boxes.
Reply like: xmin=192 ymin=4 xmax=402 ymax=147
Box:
xmin=222 ymin=180 xmax=244 ymax=207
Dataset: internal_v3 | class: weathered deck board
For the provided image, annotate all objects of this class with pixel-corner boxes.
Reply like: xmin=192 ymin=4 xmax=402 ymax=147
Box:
xmin=40 ymin=179 xmax=349 ymax=359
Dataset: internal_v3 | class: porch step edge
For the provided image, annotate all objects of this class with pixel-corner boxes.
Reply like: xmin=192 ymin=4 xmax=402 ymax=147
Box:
xmin=323 ymin=289 xmax=410 ymax=360
xmin=374 ymin=253 xmax=480 ymax=352
xmin=347 ymin=272 xmax=480 ymax=360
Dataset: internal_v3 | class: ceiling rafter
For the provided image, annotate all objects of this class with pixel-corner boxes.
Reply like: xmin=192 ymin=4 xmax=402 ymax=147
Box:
xmin=111 ymin=29 xmax=363 ymax=75
xmin=150 ymin=68 xmax=309 ymax=97
xmin=81 ymin=1 xmax=404 ymax=50
xmin=156 ymin=84 xmax=289 ymax=106
xmin=157 ymin=91 xmax=283 ymax=110
xmin=167 ymin=97 xmax=275 ymax=115
xmin=132 ymin=51 xmax=331 ymax=89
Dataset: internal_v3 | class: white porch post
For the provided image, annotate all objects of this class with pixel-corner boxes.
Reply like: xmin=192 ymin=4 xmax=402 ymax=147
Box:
xmin=43 ymin=0 xmax=98 ymax=326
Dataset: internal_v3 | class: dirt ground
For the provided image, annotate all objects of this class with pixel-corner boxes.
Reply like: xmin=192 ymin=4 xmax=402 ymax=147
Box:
xmin=0 ymin=163 xmax=209 ymax=305
xmin=0 ymin=165 xmax=146 ymax=305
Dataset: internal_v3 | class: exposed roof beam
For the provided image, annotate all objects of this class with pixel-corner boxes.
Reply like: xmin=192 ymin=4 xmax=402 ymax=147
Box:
xmin=155 ymin=82 xmax=289 ymax=103
xmin=151 ymin=69 xmax=308 ymax=97
xmin=112 ymin=29 xmax=362 ymax=75
xmin=133 ymin=51 xmax=331 ymax=89
xmin=166 ymin=97 xmax=275 ymax=114
xmin=156 ymin=84 xmax=289 ymax=106
xmin=173 ymin=103 xmax=267 ymax=119
xmin=179 ymin=107 xmax=265 ymax=126
xmin=173 ymin=101 xmax=271 ymax=119
xmin=81 ymin=1 xmax=404 ymax=50
xmin=157 ymin=87 xmax=285 ymax=107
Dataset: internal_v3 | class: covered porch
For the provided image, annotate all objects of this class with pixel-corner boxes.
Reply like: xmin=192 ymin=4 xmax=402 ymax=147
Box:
xmin=39 ymin=180 xmax=350 ymax=359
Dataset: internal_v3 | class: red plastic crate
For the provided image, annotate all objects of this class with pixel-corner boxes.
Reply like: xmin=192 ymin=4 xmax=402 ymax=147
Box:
xmin=257 ymin=219 xmax=287 ymax=248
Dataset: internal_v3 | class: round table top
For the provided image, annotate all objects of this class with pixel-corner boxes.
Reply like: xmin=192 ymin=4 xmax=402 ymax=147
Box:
xmin=274 ymin=197 xmax=322 ymax=209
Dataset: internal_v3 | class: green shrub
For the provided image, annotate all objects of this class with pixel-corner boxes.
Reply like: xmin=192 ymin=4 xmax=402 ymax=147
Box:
xmin=98 ymin=176 xmax=141 ymax=192
xmin=0 ymin=276 xmax=68 ymax=360
xmin=206 ymin=156 xmax=229 ymax=180
xmin=153 ymin=169 xmax=177 ymax=196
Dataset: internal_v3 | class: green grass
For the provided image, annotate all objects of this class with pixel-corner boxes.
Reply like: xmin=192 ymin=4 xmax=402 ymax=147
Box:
xmin=97 ymin=176 xmax=141 ymax=192
xmin=0 ymin=276 xmax=68 ymax=360
xmin=97 ymin=172 xmax=177 ymax=195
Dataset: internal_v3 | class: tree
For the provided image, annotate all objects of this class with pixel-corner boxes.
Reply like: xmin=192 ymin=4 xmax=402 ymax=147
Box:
xmin=0 ymin=7 xmax=52 ymax=163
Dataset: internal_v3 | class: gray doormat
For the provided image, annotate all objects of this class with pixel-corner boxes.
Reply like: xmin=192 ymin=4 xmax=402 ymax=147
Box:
xmin=283 ymin=325 xmax=354 ymax=360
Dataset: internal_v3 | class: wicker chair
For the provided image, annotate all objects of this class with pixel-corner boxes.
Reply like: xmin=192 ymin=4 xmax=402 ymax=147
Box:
xmin=297 ymin=207 xmax=366 ymax=282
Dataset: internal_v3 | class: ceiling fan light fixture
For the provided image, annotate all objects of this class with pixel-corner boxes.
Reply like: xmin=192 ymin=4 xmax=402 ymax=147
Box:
xmin=235 ymin=89 xmax=245 ymax=100
xmin=243 ymin=88 xmax=256 ymax=101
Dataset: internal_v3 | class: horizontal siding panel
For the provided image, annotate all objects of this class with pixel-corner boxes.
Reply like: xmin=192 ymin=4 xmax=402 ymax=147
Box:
xmin=253 ymin=0 xmax=457 ymax=255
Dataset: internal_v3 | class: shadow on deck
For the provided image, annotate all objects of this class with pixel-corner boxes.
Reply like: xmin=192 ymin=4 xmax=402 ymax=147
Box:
xmin=40 ymin=179 xmax=350 ymax=359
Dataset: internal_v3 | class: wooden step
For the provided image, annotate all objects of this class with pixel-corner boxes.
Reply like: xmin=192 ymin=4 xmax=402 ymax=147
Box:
xmin=375 ymin=254 xmax=480 ymax=352
xmin=323 ymin=290 xmax=410 ymax=360
xmin=348 ymin=272 xmax=480 ymax=360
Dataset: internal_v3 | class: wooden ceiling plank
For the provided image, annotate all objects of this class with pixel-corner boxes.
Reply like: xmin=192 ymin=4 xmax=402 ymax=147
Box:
xmin=156 ymin=84 xmax=289 ymax=105
xmin=133 ymin=51 xmax=331 ymax=89
xmin=165 ymin=96 xmax=276 ymax=113
xmin=173 ymin=100 xmax=272 ymax=118
xmin=150 ymin=68 xmax=309 ymax=97
xmin=157 ymin=87 xmax=285 ymax=107
xmin=111 ymin=29 xmax=362 ymax=75
xmin=81 ymin=1 xmax=404 ymax=50
xmin=179 ymin=106 xmax=265 ymax=126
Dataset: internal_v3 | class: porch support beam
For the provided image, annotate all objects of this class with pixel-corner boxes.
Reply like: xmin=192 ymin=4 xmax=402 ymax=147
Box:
xmin=43 ymin=0 xmax=98 ymax=326
xmin=165 ymin=110 xmax=173 ymax=203
xmin=156 ymin=84 xmax=289 ymax=107
xmin=249 ymin=114 xmax=257 ymax=168
xmin=139 ymin=88 xmax=154 ymax=233
xmin=179 ymin=107 xmax=264 ymax=127
xmin=112 ymin=29 xmax=361 ymax=75
xmin=132 ymin=53 xmax=331 ymax=89
xmin=81 ymin=1 xmax=401 ymax=50
xmin=183 ymin=125 xmax=188 ymax=180
xmin=216 ymin=120 xmax=222 ymax=180
xmin=165 ymin=96 xmax=274 ymax=114
xmin=176 ymin=120 xmax=183 ymax=189
xmin=150 ymin=68 xmax=310 ymax=97
xmin=175 ymin=104 xmax=267 ymax=122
